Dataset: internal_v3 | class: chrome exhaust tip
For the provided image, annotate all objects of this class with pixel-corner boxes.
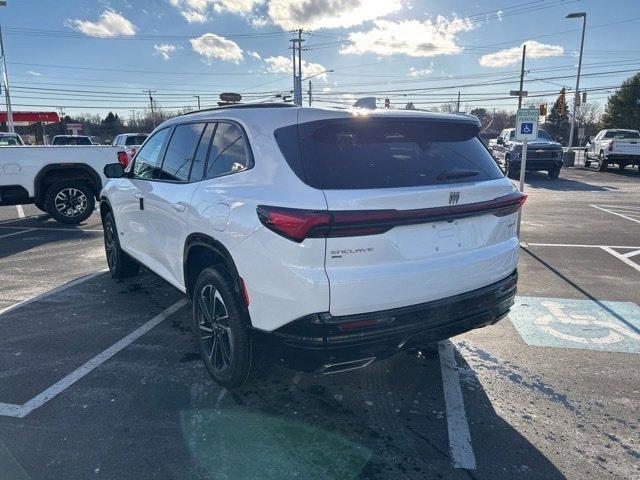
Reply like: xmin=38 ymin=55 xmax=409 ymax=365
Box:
xmin=321 ymin=357 xmax=376 ymax=375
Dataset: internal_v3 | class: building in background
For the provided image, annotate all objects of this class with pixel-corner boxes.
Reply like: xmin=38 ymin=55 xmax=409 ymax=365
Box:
xmin=0 ymin=111 xmax=60 ymax=144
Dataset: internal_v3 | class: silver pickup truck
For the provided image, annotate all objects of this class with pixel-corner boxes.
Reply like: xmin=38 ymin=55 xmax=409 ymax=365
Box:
xmin=585 ymin=129 xmax=640 ymax=172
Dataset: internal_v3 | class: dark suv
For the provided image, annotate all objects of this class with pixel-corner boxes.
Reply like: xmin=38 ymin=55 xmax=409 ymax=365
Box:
xmin=490 ymin=128 xmax=563 ymax=179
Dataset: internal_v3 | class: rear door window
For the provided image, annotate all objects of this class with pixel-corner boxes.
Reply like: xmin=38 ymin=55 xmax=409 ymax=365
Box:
xmin=275 ymin=118 xmax=503 ymax=189
xmin=160 ymin=123 xmax=205 ymax=182
xmin=205 ymin=122 xmax=252 ymax=179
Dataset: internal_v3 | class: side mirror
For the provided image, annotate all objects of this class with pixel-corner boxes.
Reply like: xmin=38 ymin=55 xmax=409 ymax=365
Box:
xmin=497 ymin=137 xmax=504 ymax=145
xmin=104 ymin=163 xmax=125 ymax=179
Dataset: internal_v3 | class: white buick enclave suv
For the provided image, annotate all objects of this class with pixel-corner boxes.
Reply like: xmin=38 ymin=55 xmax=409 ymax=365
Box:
xmin=100 ymin=104 xmax=525 ymax=387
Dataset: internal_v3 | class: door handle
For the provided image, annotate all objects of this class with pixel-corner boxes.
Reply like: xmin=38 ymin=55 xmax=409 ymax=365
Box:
xmin=172 ymin=203 xmax=186 ymax=212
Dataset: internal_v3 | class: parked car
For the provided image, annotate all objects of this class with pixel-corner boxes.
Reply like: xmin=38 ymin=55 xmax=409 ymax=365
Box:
xmin=0 ymin=132 xmax=25 ymax=146
xmin=100 ymin=104 xmax=525 ymax=387
xmin=51 ymin=135 xmax=94 ymax=146
xmin=585 ymin=129 xmax=640 ymax=171
xmin=0 ymin=144 xmax=128 ymax=223
xmin=112 ymin=133 xmax=149 ymax=166
xmin=491 ymin=128 xmax=564 ymax=179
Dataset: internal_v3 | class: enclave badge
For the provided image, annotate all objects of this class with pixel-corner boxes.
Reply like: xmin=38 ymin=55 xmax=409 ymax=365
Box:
xmin=449 ymin=191 xmax=460 ymax=205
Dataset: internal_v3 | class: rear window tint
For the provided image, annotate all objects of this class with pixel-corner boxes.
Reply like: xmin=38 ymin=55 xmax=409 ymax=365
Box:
xmin=125 ymin=135 xmax=148 ymax=146
xmin=275 ymin=118 xmax=503 ymax=189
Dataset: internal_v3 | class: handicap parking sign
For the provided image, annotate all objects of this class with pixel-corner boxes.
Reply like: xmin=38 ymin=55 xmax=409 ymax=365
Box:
xmin=515 ymin=108 xmax=539 ymax=140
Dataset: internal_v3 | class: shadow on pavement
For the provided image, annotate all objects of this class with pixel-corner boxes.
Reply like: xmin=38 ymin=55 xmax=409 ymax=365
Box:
xmin=0 ymin=270 xmax=566 ymax=480
xmin=522 ymin=171 xmax=617 ymax=192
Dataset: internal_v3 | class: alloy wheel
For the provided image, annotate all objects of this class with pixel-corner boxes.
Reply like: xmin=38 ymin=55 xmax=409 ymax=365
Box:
xmin=54 ymin=187 xmax=88 ymax=218
xmin=197 ymin=284 xmax=233 ymax=373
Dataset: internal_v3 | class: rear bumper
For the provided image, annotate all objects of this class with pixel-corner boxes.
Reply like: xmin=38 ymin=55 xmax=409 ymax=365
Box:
xmin=606 ymin=154 xmax=640 ymax=164
xmin=252 ymin=270 xmax=517 ymax=372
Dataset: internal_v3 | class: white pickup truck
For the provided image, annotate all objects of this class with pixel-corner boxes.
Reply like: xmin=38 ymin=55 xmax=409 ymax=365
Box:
xmin=585 ymin=129 xmax=640 ymax=172
xmin=0 ymin=145 xmax=127 ymax=223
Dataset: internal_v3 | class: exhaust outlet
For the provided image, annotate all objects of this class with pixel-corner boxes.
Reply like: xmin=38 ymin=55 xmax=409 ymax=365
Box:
xmin=322 ymin=357 xmax=376 ymax=375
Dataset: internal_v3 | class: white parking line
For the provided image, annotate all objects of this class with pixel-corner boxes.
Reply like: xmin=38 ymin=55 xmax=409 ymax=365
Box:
xmin=439 ymin=341 xmax=476 ymax=470
xmin=0 ymin=228 xmax=36 ymax=240
xmin=15 ymin=205 xmax=25 ymax=218
xmin=591 ymin=205 xmax=640 ymax=225
xmin=0 ymin=226 xmax=103 ymax=233
xmin=0 ymin=269 xmax=108 ymax=316
xmin=601 ymin=247 xmax=640 ymax=274
xmin=522 ymin=242 xmax=640 ymax=249
xmin=0 ymin=299 xmax=188 ymax=418
xmin=622 ymin=249 xmax=640 ymax=259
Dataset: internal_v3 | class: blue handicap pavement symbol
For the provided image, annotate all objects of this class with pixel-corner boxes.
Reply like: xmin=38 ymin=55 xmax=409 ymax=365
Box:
xmin=520 ymin=122 xmax=533 ymax=135
xmin=509 ymin=296 xmax=640 ymax=353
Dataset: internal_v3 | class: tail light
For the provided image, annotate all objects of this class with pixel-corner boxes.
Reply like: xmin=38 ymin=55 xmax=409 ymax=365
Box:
xmin=609 ymin=141 xmax=614 ymax=152
xmin=257 ymin=191 xmax=527 ymax=242
xmin=117 ymin=151 xmax=129 ymax=167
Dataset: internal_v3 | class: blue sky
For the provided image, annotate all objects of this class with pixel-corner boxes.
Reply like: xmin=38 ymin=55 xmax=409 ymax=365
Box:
xmin=1 ymin=0 xmax=638 ymax=118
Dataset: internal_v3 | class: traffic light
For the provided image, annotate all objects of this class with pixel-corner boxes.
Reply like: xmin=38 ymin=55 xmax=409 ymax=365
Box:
xmin=539 ymin=104 xmax=547 ymax=116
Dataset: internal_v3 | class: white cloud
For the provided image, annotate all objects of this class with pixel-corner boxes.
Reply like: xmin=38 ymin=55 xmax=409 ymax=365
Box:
xmin=251 ymin=15 xmax=269 ymax=28
xmin=70 ymin=9 xmax=136 ymax=37
xmin=267 ymin=0 xmax=402 ymax=30
xmin=479 ymin=40 xmax=564 ymax=68
xmin=340 ymin=17 xmax=475 ymax=57
xmin=154 ymin=43 xmax=179 ymax=60
xmin=247 ymin=50 xmax=261 ymax=60
xmin=169 ymin=0 xmax=263 ymax=23
xmin=190 ymin=33 xmax=244 ymax=63
xmin=496 ymin=9 xmax=503 ymax=22
xmin=408 ymin=62 xmax=434 ymax=76
xmin=26 ymin=70 xmax=42 ymax=76
xmin=264 ymin=55 xmax=328 ymax=80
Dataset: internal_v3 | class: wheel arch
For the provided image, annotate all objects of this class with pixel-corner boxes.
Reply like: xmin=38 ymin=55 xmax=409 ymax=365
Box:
xmin=183 ymin=233 xmax=246 ymax=307
xmin=34 ymin=164 xmax=102 ymax=205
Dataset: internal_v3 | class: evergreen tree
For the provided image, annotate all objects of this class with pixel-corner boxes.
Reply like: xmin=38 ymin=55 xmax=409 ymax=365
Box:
xmin=601 ymin=72 xmax=640 ymax=129
xmin=544 ymin=88 xmax=569 ymax=142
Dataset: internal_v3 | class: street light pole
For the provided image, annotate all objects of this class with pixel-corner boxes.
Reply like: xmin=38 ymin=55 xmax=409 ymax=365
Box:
xmin=566 ymin=12 xmax=587 ymax=153
xmin=193 ymin=95 xmax=201 ymax=110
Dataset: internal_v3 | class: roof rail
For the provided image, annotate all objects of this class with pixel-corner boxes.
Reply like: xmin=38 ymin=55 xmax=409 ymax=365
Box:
xmin=182 ymin=103 xmax=297 ymax=116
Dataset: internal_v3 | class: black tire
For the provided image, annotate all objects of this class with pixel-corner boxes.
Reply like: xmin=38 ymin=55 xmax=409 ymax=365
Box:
xmin=192 ymin=267 xmax=253 ymax=388
xmin=103 ymin=212 xmax=140 ymax=279
xmin=584 ymin=160 xmax=591 ymax=168
xmin=44 ymin=180 xmax=95 ymax=224
xmin=598 ymin=152 xmax=608 ymax=172
xmin=548 ymin=166 xmax=561 ymax=179
xmin=618 ymin=164 xmax=626 ymax=170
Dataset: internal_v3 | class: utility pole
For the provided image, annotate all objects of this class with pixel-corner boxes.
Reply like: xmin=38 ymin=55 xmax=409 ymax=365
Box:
xmin=0 ymin=23 xmax=14 ymax=133
xmin=290 ymin=29 xmax=305 ymax=106
xmin=144 ymin=89 xmax=157 ymax=127
xmin=456 ymin=91 xmax=461 ymax=113
xmin=193 ymin=95 xmax=201 ymax=110
xmin=58 ymin=106 xmax=66 ymax=134
xmin=517 ymin=44 xmax=526 ymax=109
xmin=308 ymin=80 xmax=312 ymax=106
xmin=130 ymin=109 xmax=136 ymax=127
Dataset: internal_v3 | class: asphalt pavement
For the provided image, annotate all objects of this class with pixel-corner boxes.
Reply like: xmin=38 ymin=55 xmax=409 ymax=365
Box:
xmin=0 ymin=165 xmax=638 ymax=479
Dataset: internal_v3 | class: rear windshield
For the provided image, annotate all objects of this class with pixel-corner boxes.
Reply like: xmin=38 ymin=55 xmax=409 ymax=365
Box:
xmin=53 ymin=137 xmax=92 ymax=145
xmin=125 ymin=135 xmax=148 ymax=146
xmin=604 ymin=130 xmax=640 ymax=139
xmin=275 ymin=118 xmax=503 ymax=189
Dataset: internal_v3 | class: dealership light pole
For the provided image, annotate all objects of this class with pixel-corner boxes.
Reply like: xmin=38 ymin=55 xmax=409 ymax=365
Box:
xmin=566 ymin=12 xmax=587 ymax=154
xmin=0 ymin=4 xmax=15 ymax=133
